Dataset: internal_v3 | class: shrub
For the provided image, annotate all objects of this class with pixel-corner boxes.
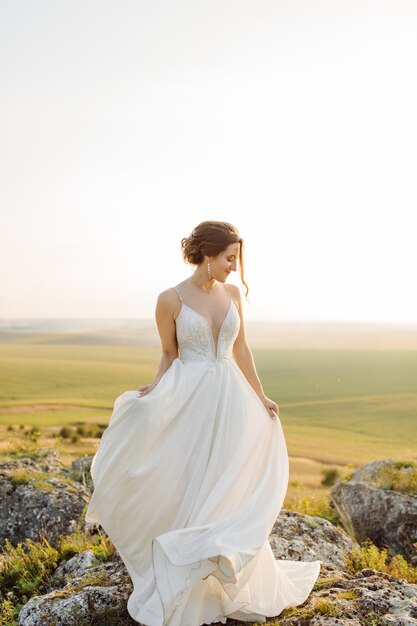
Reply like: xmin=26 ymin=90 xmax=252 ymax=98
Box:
xmin=287 ymin=493 xmax=342 ymax=527
xmin=26 ymin=426 xmax=41 ymax=443
xmin=321 ymin=467 xmax=341 ymax=486
xmin=9 ymin=470 xmax=31 ymax=486
xmin=377 ymin=462 xmax=417 ymax=494
xmin=0 ymin=534 xmax=59 ymax=614
xmin=59 ymin=426 xmax=74 ymax=439
xmin=56 ymin=529 xmax=115 ymax=563
xmin=344 ymin=538 xmax=417 ymax=583
xmin=0 ymin=528 xmax=116 ymax=621
xmin=0 ymin=598 xmax=17 ymax=625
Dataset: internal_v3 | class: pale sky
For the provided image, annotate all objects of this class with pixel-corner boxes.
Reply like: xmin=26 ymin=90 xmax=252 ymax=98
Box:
xmin=1 ymin=0 xmax=416 ymax=323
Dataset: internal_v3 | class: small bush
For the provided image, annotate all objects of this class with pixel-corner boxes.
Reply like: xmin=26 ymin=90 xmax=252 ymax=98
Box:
xmin=288 ymin=494 xmax=342 ymax=527
xmin=312 ymin=597 xmax=345 ymax=616
xmin=321 ymin=467 xmax=341 ymax=486
xmin=344 ymin=538 xmax=417 ymax=583
xmin=59 ymin=426 xmax=75 ymax=439
xmin=9 ymin=470 xmax=31 ymax=486
xmin=377 ymin=462 xmax=417 ymax=494
xmin=26 ymin=426 xmax=41 ymax=443
xmin=0 ymin=534 xmax=59 ymax=605
xmin=56 ymin=529 xmax=115 ymax=563
xmin=0 ymin=597 xmax=17 ymax=625
xmin=0 ymin=527 xmax=116 ymax=621
xmin=340 ymin=463 xmax=357 ymax=482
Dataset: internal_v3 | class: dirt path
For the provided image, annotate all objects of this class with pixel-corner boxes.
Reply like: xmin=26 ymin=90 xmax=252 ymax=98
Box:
xmin=0 ymin=404 xmax=102 ymax=414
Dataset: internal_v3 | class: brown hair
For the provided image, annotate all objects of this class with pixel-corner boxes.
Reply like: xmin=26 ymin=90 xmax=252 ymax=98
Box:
xmin=181 ymin=220 xmax=249 ymax=298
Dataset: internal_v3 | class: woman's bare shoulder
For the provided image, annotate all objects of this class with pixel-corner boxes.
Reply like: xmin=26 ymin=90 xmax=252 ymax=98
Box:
xmin=156 ymin=287 xmax=181 ymax=308
xmin=227 ymin=283 xmax=243 ymax=302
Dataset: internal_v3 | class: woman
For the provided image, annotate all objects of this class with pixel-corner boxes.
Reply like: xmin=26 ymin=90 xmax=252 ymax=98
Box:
xmin=85 ymin=220 xmax=321 ymax=626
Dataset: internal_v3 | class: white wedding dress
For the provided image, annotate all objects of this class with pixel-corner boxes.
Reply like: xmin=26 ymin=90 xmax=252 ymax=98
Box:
xmin=85 ymin=285 xmax=321 ymax=626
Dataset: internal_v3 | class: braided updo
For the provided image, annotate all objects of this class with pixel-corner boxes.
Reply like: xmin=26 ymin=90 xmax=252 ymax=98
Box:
xmin=181 ymin=221 xmax=249 ymax=297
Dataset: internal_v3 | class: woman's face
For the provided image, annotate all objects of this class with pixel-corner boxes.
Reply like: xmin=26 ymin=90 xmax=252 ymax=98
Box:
xmin=207 ymin=243 xmax=239 ymax=282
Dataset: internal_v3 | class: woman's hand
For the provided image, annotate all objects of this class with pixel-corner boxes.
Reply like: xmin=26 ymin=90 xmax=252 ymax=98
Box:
xmin=137 ymin=382 xmax=158 ymax=397
xmin=260 ymin=394 xmax=279 ymax=420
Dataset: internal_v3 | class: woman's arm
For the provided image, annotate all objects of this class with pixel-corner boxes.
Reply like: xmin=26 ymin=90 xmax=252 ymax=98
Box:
xmin=229 ymin=285 xmax=279 ymax=419
xmin=137 ymin=290 xmax=179 ymax=397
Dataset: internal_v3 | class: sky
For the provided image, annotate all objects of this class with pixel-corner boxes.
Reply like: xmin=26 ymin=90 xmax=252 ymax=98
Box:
xmin=1 ymin=0 xmax=416 ymax=323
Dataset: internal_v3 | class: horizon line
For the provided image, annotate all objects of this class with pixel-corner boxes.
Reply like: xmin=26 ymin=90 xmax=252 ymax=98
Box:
xmin=1 ymin=317 xmax=417 ymax=327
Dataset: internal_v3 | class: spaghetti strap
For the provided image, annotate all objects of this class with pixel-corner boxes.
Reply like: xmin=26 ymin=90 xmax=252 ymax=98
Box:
xmin=170 ymin=286 xmax=183 ymax=302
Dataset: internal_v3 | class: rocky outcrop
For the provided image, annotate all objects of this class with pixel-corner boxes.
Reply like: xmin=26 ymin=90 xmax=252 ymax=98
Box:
xmin=18 ymin=552 xmax=135 ymax=626
xmin=275 ymin=566 xmax=417 ymax=626
xmin=9 ymin=452 xmax=417 ymax=625
xmin=48 ymin=549 xmax=101 ymax=590
xmin=18 ymin=510 xmax=347 ymax=625
xmin=0 ymin=450 xmax=89 ymax=547
xmin=330 ymin=458 xmax=417 ymax=561
xmin=17 ymin=511 xmax=417 ymax=625
xmin=270 ymin=509 xmax=356 ymax=569
xmin=71 ymin=454 xmax=94 ymax=494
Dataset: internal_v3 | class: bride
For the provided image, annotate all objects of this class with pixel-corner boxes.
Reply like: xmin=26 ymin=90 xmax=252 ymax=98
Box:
xmin=85 ymin=220 xmax=321 ymax=626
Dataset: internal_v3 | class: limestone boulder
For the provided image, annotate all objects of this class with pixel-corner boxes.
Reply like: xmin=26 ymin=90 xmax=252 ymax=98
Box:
xmin=0 ymin=450 xmax=89 ymax=546
xmin=330 ymin=458 xmax=417 ymax=561
xmin=270 ymin=509 xmax=357 ymax=570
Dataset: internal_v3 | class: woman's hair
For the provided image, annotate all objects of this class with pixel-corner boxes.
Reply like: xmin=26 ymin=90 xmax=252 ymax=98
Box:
xmin=181 ymin=220 xmax=249 ymax=298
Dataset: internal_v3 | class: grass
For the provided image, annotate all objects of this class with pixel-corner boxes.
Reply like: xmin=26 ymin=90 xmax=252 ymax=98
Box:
xmin=49 ymin=569 xmax=115 ymax=598
xmin=376 ymin=460 xmax=417 ymax=494
xmin=1 ymin=340 xmax=417 ymax=495
xmin=1 ymin=344 xmax=416 ymax=465
xmin=1 ymin=466 xmax=417 ymax=624
xmin=344 ymin=538 xmax=417 ymax=583
xmin=0 ymin=527 xmax=115 ymax=623
xmin=8 ymin=468 xmax=82 ymax=493
xmin=283 ymin=492 xmax=342 ymax=527
xmin=1 ymin=336 xmax=413 ymax=623
xmin=0 ymin=343 xmax=158 ymax=408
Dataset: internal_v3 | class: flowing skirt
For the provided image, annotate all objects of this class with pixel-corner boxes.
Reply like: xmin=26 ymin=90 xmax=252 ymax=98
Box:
xmin=85 ymin=357 xmax=321 ymax=625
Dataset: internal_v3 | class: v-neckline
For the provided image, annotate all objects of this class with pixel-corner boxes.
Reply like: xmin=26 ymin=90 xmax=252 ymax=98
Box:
xmin=178 ymin=299 xmax=233 ymax=359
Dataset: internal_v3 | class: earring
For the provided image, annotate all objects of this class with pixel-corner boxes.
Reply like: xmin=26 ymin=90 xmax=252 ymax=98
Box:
xmin=207 ymin=262 xmax=211 ymax=280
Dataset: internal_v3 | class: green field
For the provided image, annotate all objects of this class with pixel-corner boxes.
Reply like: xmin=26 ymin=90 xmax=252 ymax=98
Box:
xmin=1 ymin=341 xmax=416 ymax=461
xmin=1 ymin=336 xmax=416 ymax=509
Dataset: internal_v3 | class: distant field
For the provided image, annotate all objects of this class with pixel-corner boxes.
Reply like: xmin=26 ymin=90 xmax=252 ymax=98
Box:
xmin=2 ymin=317 xmax=417 ymax=349
xmin=1 ymin=319 xmax=416 ymax=511
xmin=1 ymin=325 xmax=416 ymax=470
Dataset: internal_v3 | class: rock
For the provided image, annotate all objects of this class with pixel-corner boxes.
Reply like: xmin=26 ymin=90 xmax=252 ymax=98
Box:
xmin=18 ymin=558 xmax=134 ymax=626
xmin=329 ymin=458 xmax=417 ymax=561
xmin=18 ymin=539 xmax=417 ymax=626
xmin=71 ymin=455 xmax=94 ymax=494
xmin=273 ymin=562 xmax=417 ymax=626
xmin=0 ymin=453 xmax=90 ymax=547
xmin=47 ymin=550 xmax=101 ymax=591
xmin=270 ymin=509 xmax=357 ymax=569
xmin=14 ymin=455 xmax=417 ymax=625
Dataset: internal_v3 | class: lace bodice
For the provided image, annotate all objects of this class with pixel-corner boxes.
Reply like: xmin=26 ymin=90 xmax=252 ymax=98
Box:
xmin=172 ymin=287 xmax=240 ymax=362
